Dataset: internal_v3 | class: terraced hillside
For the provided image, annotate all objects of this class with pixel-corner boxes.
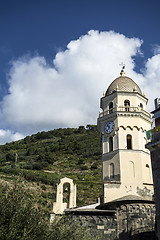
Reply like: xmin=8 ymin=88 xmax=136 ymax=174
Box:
xmin=0 ymin=125 xmax=102 ymax=214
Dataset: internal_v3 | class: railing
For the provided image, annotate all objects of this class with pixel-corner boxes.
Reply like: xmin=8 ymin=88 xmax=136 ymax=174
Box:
xmin=99 ymin=106 xmax=151 ymax=118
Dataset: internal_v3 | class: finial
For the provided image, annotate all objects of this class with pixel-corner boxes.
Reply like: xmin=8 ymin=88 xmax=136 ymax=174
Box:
xmin=119 ymin=62 xmax=125 ymax=76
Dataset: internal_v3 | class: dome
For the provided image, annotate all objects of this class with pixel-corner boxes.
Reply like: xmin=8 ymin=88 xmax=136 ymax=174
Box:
xmin=105 ymin=75 xmax=142 ymax=96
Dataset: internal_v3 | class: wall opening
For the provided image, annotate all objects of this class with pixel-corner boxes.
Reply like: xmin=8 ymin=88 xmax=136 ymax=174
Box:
xmin=109 ymin=102 xmax=113 ymax=113
xmin=63 ymin=183 xmax=70 ymax=208
xmin=127 ymin=134 xmax=132 ymax=149
xmin=109 ymin=136 xmax=113 ymax=152
xmin=124 ymin=100 xmax=130 ymax=111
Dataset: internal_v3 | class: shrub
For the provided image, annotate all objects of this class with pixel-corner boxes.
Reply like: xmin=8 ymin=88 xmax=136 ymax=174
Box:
xmin=0 ymin=184 xmax=49 ymax=240
xmin=91 ymin=162 xmax=98 ymax=170
xmin=81 ymin=165 xmax=89 ymax=171
xmin=0 ymin=183 xmax=100 ymax=240
xmin=41 ymin=192 xmax=47 ymax=198
xmin=41 ymin=185 xmax=47 ymax=191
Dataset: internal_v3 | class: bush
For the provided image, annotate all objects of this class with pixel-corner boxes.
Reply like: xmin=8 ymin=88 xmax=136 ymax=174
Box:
xmin=41 ymin=191 xmax=47 ymax=198
xmin=41 ymin=185 xmax=47 ymax=191
xmin=81 ymin=165 xmax=89 ymax=170
xmin=91 ymin=162 xmax=98 ymax=170
xmin=0 ymin=183 xmax=100 ymax=240
xmin=0 ymin=184 xmax=49 ymax=240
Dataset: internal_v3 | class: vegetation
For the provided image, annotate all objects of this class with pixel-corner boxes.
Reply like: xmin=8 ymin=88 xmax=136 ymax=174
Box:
xmin=0 ymin=126 xmax=102 ymax=209
xmin=0 ymin=183 xmax=100 ymax=240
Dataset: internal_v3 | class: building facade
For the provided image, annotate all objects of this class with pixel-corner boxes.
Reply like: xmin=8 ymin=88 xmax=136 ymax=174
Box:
xmin=97 ymin=69 xmax=153 ymax=203
xmin=146 ymin=98 xmax=160 ymax=240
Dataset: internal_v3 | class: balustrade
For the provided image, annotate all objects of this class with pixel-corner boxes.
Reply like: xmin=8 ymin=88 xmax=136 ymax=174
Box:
xmin=99 ymin=106 xmax=151 ymax=118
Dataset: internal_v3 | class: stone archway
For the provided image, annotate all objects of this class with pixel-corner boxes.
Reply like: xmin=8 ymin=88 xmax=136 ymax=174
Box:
xmin=52 ymin=177 xmax=76 ymax=214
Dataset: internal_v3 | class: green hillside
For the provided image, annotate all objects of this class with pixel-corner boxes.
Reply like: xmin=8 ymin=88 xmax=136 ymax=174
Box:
xmin=0 ymin=125 xmax=102 ymax=214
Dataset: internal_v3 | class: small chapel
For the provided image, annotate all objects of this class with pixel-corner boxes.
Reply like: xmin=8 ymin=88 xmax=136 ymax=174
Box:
xmin=51 ymin=68 xmax=156 ymax=240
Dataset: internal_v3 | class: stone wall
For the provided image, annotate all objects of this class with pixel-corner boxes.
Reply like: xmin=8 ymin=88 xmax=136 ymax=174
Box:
xmin=117 ymin=203 xmax=156 ymax=239
xmin=66 ymin=202 xmax=156 ymax=240
xmin=67 ymin=212 xmax=117 ymax=240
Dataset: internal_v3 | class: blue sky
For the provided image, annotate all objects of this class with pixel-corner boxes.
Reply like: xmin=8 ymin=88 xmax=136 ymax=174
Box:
xmin=0 ymin=0 xmax=160 ymax=143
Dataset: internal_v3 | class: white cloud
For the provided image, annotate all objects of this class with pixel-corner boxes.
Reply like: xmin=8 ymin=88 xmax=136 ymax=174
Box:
xmin=0 ymin=129 xmax=24 ymax=144
xmin=0 ymin=30 xmax=159 ymax=143
xmin=142 ymin=54 xmax=160 ymax=110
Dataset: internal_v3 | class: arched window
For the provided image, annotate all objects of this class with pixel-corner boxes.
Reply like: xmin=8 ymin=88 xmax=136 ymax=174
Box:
xmin=127 ymin=134 xmax=132 ymax=149
xmin=109 ymin=163 xmax=114 ymax=178
xmin=109 ymin=102 xmax=113 ymax=113
xmin=124 ymin=100 xmax=130 ymax=111
xmin=140 ymin=103 xmax=143 ymax=109
xmin=63 ymin=183 xmax=70 ymax=208
xmin=109 ymin=136 xmax=113 ymax=152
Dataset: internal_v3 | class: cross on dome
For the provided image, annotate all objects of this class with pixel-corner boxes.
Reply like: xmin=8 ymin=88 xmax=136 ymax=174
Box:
xmin=119 ymin=62 xmax=125 ymax=76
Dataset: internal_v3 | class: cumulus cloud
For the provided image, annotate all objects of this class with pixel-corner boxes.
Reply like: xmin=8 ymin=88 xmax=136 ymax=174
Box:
xmin=0 ymin=30 xmax=159 ymax=144
xmin=0 ymin=129 xmax=24 ymax=144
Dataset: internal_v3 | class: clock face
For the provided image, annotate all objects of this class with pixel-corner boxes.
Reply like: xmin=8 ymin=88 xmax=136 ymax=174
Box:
xmin=104 ymin=121 xmax=114 ymax=134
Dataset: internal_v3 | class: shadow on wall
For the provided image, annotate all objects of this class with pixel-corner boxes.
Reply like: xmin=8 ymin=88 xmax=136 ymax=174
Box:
xmin=119 ymin=230 xmax=156 ymax=240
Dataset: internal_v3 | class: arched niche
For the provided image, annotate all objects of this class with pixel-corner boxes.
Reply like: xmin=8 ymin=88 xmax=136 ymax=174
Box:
xmin=129 ymin=161 xmax=135 ymax=178
xmin=53 ymin=177 xmax=76 ymax=214
xmin=109 ymin=163 xmax=114 ymax=179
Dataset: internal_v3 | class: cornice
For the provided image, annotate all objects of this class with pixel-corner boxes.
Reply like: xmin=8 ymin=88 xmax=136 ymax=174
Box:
xmin=98 ymin=111 xmax=152 ymax=124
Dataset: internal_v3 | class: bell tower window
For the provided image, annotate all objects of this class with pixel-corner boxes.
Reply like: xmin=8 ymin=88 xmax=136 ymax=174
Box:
xmin=124 ymin=100 xmax=130 ymax=111
xmin=109 ymin=136 xmax=113 ymax=152
xmin=127 ymin=134 xmax=132 ymax=149
xmin=109 ymin=102 xmax=113 ymax=113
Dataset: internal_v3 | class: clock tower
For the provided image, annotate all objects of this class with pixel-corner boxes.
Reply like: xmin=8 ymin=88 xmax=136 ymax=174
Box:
xmin=97 ymin=68 xmax=153 ymax=203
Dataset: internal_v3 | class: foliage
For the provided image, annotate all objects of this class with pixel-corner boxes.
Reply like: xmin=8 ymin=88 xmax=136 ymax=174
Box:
xmin=0 ymin=184 xmax=49 ymax=240
xmin=0 ymin=183 xmax=100 ymax=240
xmin=0 ymin=126 xmax=102 ymax=206
xmin=0 ymin=167 xmax=59 ymax=186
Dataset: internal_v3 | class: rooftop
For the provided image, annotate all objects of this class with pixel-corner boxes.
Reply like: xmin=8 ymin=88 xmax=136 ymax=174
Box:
xmin=105 ymin=69 xmax=142 ymax=96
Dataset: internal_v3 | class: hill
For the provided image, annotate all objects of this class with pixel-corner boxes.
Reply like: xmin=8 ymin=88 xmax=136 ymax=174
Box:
xmin=0 ymin=125 xmax=102 ymax=215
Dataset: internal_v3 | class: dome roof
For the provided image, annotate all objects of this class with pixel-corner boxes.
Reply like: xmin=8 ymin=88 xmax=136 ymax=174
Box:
xmin=105 ymin=75 xmax=142 ymax=96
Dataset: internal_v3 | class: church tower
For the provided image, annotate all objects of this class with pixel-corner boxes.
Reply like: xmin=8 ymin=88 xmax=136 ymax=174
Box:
xmin=97 ymin=68 xmax=153 ymax=203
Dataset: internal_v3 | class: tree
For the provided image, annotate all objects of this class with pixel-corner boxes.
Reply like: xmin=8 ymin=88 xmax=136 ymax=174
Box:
xmin=0 ymin=184 xmax=49 ymax=240
xmin=6 ymin=151 xmax=15 ymax=162
xmin=0 ymin=182 xmax=100 ymax=240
